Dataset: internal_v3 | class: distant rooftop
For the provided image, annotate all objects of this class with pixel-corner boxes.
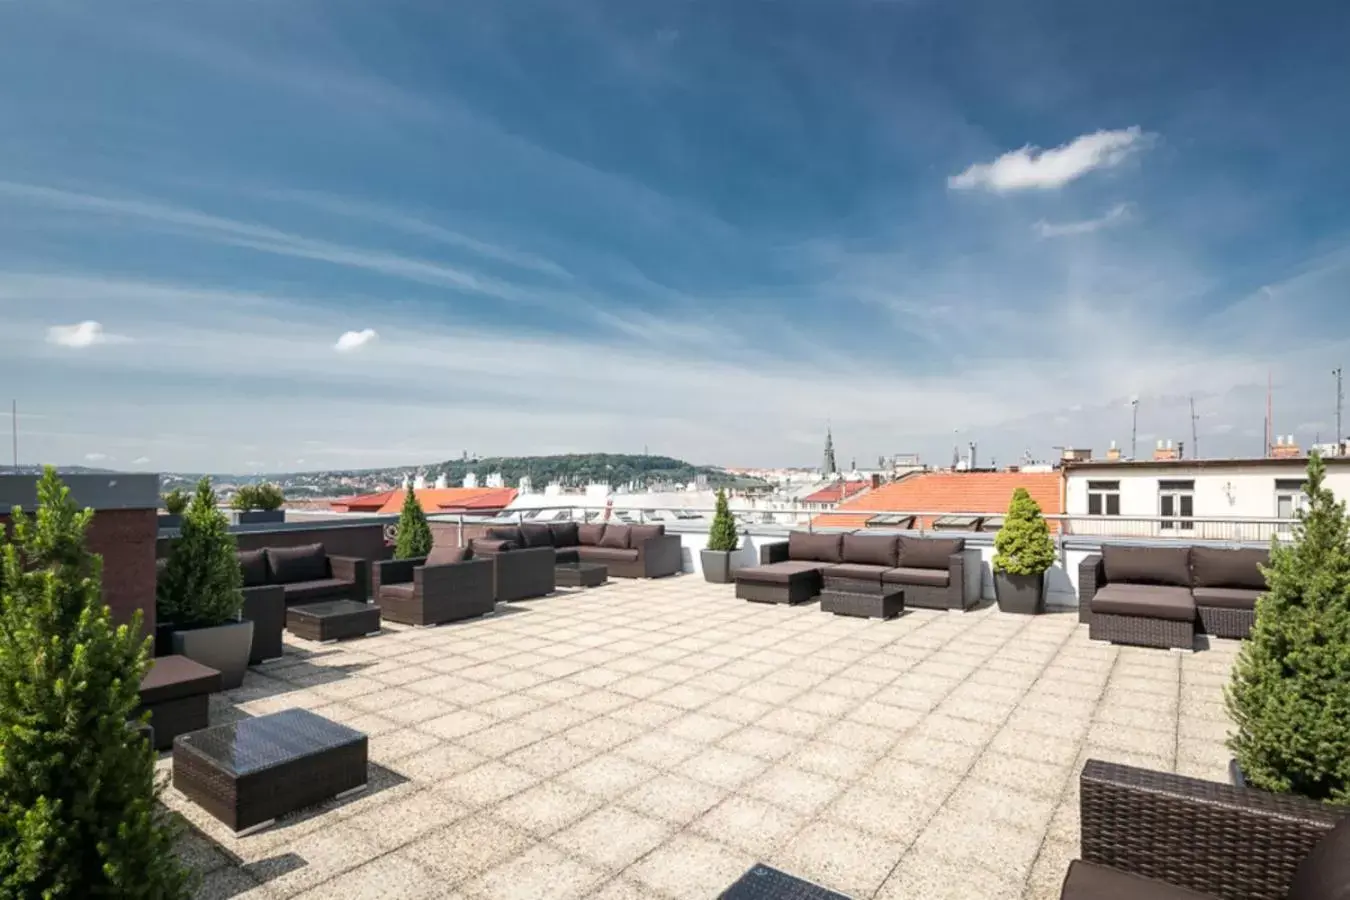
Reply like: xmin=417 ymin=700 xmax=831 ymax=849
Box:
xmin=331 ymin=486 xmax=517 ymax=515
xmin=815 ymin=470 xmax=1062 ymax=529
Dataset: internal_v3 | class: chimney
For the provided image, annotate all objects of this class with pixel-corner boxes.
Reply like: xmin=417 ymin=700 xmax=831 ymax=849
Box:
xmin=1106 ymin=444 xmax=1122 ymax=461
xmin=1153 ymin=439 xmax=1179 ymax=461
xmin=870 ymin=474 xmax=881 ymax=489
xmin=1273 ymin=435 xmax=1302 ymax=459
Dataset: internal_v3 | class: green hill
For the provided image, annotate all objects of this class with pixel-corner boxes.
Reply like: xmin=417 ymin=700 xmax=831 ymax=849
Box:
xmin=430 ymin=453 xmax=758 ymax=490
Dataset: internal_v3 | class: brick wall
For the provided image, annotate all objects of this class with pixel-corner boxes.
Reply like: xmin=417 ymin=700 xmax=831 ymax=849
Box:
xmin=1 ymin=507 xmax=158 ymax=635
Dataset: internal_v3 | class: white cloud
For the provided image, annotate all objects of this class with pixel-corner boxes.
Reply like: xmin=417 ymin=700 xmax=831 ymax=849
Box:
xmin=949 ymin=127 xmax=1151 ymax=192
xmin=84 ymin=452 xmax=108 ymax=461
xmin=47 ymin=321 xmax=111 ymax=348
xmin=334 ymin=329 xmax=378 ymax=352
xmin=1035 ymin=203 xmax=1134 ymax=238
xmin=133 ymin=456 xmax=151 ymax=464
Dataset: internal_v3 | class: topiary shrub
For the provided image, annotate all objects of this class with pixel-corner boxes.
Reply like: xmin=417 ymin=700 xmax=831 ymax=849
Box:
xmin=1226 ymin=451 xmax=1350 ymax=804
xmin=251 ymin=483 xmax=285 ymax=512
xmin=992 ymin=487 xmax=1056 ymax=576
xmin=394 ymin=487 xmax=433 ymax=560
xmin=707 ymin=488 xmax=739 ymax=553
xmin=162 ymin=489 xmax=188 ymax=516
xmin=0 ymin=467 xmax=190 ymax=897
xmin=158 ymin=478 xmax=243 ymax=630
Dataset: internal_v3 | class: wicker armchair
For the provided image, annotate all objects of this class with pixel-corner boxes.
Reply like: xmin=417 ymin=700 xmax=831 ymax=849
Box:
xmin=374 ymin=551 xmax=495 ymax=626
xmin=1063 ymin=760 xmax=1348 ymax=900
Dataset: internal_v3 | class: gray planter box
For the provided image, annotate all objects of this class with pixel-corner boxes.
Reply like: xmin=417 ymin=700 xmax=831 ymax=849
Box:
xmin=172 ymin=620 xmax=255 ymax=690
xmin=701 ymin=549 xmax=736 ymax=584
xmin=994 ymin=571 xmax=1046 ymax=615
xmin=233 ymin=510 xmax=285 ymax=526
xmin=157 ymin=514 xmax=182 ymax=530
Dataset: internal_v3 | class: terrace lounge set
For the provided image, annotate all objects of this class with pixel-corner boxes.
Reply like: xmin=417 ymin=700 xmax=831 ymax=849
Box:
xmin=473 ymin=520 xmax=683 ymax=580
xmin=732 ymin=531 xmax=983 ymax=612
xmin=373 ymin=544 xmax=496 ymax=626
xmin=1079 ymin=544 xmax=1269 ymax=649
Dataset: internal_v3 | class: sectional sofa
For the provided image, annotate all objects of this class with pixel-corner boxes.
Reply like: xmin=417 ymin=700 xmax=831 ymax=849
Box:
xmin=1078 ymin=543 xmax=1269 ymax=648
xmin=473 ymin=521 xmax=683 ymax=580
xmin=733 ymin=531 xmax=983 ymax=611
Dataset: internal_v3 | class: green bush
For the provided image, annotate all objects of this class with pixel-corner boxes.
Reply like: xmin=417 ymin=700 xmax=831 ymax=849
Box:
xmin=707 ymin=488 xmax=739 ymax=553
xmin=0 ymin=467 xmax=190 ymax=897
xmin=394 ymin=487 xmax=433 ymax=560
xmin=230 ymin=483 xmax=284 ymax=512
xmin=162 ymin=489 xmax=188 ymax=516
xmin=157 ymin=478 xmax=243 ymax=630
xmin=1226 ymin=452 xmax=1350 ymax=804
xmin=992 ymin=487 xmax=1056 ymax=576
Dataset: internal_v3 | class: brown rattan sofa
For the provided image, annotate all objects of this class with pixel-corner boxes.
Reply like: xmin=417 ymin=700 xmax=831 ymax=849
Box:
xmin=372 ymin=545 xmax=495 ymax=626
xmin=1062 ymin=759 xmax=1349 ymax=900
xmin=733 ymin=531 xmax=982 ymax=610
xmin=239 ymin=544 xmax=369 ymax=606
xmin=1079 ymin=544 xmax=1269 ymax=648
xmin=462 ymin=537 xmax=557 ymax=603
xmin=477 ymin=521 xmax=683 ymax=579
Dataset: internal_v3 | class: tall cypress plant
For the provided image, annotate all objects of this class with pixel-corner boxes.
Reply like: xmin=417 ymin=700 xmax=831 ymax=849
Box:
xmin=707 ymin=489 xmax=739 ymax=553
xmin=1226 ymin=452 xmax=1350 ymax=804
xmin=0 ymin=467 xmax=189 ymax=897
xmin=158 ymin=478 xmax=242 ymax=630
xmin=394 ymin=487 xmax=433 ymax=559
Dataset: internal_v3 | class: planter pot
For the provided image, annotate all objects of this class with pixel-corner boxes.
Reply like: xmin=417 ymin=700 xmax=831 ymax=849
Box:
xmin=157 ymin=514 xmax=182 ymax=530
xmin=994 ymin=571 xmax=1046 ymax=615
xmin=233 ymin=510 xmax=285 ymax=526
xmin=153 ymin=621 xmax=178 ymax=658
xmin=701 ymin=549 xmax=736 ymax=584
xmin=172 ymin=620 xmax=254 ymax=690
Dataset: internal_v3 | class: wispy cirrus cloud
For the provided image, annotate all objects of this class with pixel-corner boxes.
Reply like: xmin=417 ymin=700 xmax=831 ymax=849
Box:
xmin=46 ymin=320 xmax=125 ymax=348
xmin=949 ymin=127 xmax=1152 ymax=192
xmin=1035 ymin=203 xmax=1134 ymax=238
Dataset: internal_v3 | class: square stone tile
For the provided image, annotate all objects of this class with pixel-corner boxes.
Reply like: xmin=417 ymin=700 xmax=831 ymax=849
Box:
xmin=193 ymin=868 xmax=269 ymax=900
xmin=876 ymin=852 xmax=1023 ymax=900
xmin=822 ymin=784 xmax=935 ymax=844
xmin=558 ymin=753 xmax=660 ymax=799
xmin=773 ymin=820 xmax=905 ymax=898
xmin=242 ymin=822 xmax=376 ymax=896
xmin=627 ymin=834 xmax=756 ymax=900
xmin=866 ymin=757 xmax=961 ymax=801
xmin=618 ymin=774 xmax=727 ymax=825
xmin=911 ymin=807 xmax=1044 ymax=883
xmin=890 ymin=734 xmax=983 ymax=774
xmin=418 ymin=709 xmax=497 ymax=741
xmin=390 ymin=743 xmax=487 ymax=783
xmin=550 ymin=805 xmax=672 ymax=870
xmin=756 ymin=707 xmax=827 ymax=738
xmin=608 ymin=700 xmax=684 ymax=728
xmin=475 ymin=693 xmax=546 ymax=721
xmin=676 ymin=746 xmax=768 ymax=789
xmin=293 ymin=851 xmax=443 ymax=899
xmin=434 ymin=761 xmax=541 ymax=809
xmin=816 ymin=719 xmax=899 ymax=753
xmin=492 ymin=781 xmax=602 ymax=837
xmin=563 ymin=716 xmax=646 ymax=751
xmin=786 ymin=740 xmax=880 ymax=781
xmin=967 ymin=750 xmax=1072 ymax=800
xmin=458 ymin=722 xmax=549 ymax=758
xmin=614 ymin=731 xmax=703 ymax=769
xmin=502 ymin=735 xmax=597 ymax=778
xmin=466 ymin=843 xmax=606 ymax=900
xmin=786 ymin=690 xmax=856 ymax=718
xmin=742 ymin=764 xmax=843 ymax=816
xmin=691 ymin=795 xmax=808 ymax=858
xmin=945 ymin=778 xmax=1056 ymax=833
xmin=701 ymin=694 xmax=772 ymax=725
xmin=347 ymin=787 xmax=469 ymax=850
xmin=664 ymin=712 xmax=742 ymax=744
xmin=368 ymin=728 xmax=441 ymax=764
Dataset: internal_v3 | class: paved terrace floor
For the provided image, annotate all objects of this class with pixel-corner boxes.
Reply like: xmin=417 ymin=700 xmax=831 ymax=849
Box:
xmin=166 ymin=576 xmax=1241 ymax=900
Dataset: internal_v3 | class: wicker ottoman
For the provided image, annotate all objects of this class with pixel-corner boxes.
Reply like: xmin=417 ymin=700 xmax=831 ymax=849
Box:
xmin=286 ymin=600 xmax=381 ymax=642
xmin=138 ymin=655 xmax=222 ymax=751
xmin=555 ymin=562 xmax=608 ymax=588
xmin=820 ymin=589 xmax=904 ymax=620
xmin=173 ymin=708 xmax=367 ymax=835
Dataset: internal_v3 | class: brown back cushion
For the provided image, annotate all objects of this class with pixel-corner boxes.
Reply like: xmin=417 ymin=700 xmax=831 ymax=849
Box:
xmin=578 ymin=523 xmax=605 ymax=546
xmin=519 ymin=523 xmax=555 ymax=548
xmin=900 ymin=536 xmax=964 ymax=570
xmin=600 ymin=525 xmax=632 ymax=549
xmin=549 ymin=522 xmax=580 ymax=548
xmin=842 ymin=534 xmax=900 ymax=567
xmin=1191 ymin=546 xmax=1268 ymax=590
xmin=487 ymin=526 xmax=524 ymax=544
xmin=1288 ymin=815 xmax=1350 ymax=900
xmin=426 ymin=544 xmax=471 ymax=566
xmin=787 ymin=531 xmax=844 ymax=563
xmin=1102 ymin=545 xmax=1192 ymax=588
xmin=264 ymin=543 xmax=328 ymax=584
xmin=237 ymin=549 xmax=270 ymax=587
xmin=628 ymin=524 xmax=664 ymax=546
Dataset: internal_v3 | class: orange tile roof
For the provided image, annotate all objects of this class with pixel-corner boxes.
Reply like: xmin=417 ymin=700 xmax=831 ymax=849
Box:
xmin=811 ymin=470 xmax=1063 ymax=530
xmin=332 ymin=487 xmax=517 ymax=515
xmin=801 ymin=480 xmax=872 ymax=504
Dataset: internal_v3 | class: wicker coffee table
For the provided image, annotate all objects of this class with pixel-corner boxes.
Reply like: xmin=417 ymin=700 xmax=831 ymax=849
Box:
xmin=719 ymin=864 xmax=851 ymax=899
xmin=286 ymin=600 xmax=381 ymax=642
xmin=555 ymin=561 xmax=608 ymax=588
xmin=819 ymin=589 xmax=904 ymax=620
xmin=173 ymin=708 xmax=367 ymax=835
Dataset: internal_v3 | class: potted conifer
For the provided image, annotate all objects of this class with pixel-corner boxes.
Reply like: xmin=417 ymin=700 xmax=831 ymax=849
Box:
xmin=991 ymin=487 xmax=1056 ymax=614
xmin=230 ymin=482 xmax=286 ymax=525
xmin=1226 ymin=452 xmax=1350 ymax=801
xmin=0 ymin=468 xmax=189 ymax=896
xmin=160 ymin=478 xmax=253 ymax=689
xmin=159 ymin=487 xmax=188 ymax=530
xmin=394 ymin=485 xmax=434 ymax=559
xmin=701 ymin=488 xmax=740 ymax=584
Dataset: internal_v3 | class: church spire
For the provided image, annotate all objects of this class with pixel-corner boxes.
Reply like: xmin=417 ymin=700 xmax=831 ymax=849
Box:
xmin=823 ymin=426 xmax=838 ymax=476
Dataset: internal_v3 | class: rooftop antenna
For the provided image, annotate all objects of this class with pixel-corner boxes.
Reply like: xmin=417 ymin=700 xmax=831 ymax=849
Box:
xmin=1335 ymin=367 xmax=1344 ymax=450
xmin=1190 ymin=396 xmax=1199 ymax=460
xmin=1130 ymin=398 xmax=1139 ymax=460
xmin=1267 ymin=370 xmax=1273 ymax=456
xmin=9 ymin=400 xmax=16 ymax=472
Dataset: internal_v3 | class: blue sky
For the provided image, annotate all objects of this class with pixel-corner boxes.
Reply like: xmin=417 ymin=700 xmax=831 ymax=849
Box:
xmin=3 ymin=0 xmax=1349 ymax=472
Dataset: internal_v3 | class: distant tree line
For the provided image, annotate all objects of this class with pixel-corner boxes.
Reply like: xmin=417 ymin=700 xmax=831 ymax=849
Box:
xmin=430 ymin=454 xmax=758 ymax=490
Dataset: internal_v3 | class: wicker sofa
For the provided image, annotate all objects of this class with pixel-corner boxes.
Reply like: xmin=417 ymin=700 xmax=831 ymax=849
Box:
xmin=733 ymin=531 xmax=983 ymax=610
xmin=461 ymin=537 xmax=557 ymax=603
xmin=1079 ymin=544 xmax=1269 ymax=648
xmin=1062 ymin=759 xmax=1348 ymax=900
xmin=372 ymin=545 xmax=495 ymax=626
xmin=239 ymin=544 xmax=369 ymax=606
xmin=476 ymin=521 xmax=683 ymax=579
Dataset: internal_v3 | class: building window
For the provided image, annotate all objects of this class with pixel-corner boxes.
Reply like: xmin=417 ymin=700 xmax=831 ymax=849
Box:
xmin=1159 ymin=480 xmax=1194 ymax=530
xmin=1275 ymin=479 xmax=1306 ymax=519
xmin=1087 ymin=480 xmax=1120 ymax=516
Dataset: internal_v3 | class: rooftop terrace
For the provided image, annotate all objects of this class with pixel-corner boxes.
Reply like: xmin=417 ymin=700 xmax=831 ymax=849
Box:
xmin=165 ymin=575 xmax=1241 ymax=900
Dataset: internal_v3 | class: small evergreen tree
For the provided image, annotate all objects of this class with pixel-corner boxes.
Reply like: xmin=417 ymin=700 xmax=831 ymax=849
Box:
xmin=707 ymin=488 xmax=739 ymax=553
xmin=0 ymin=467 xmax=189 ymax=897
xmin=992 ymin=487 xmax=1057 ymax=575
xmin=161 ymin=489 xmax=188 ymax=516
xmin=158 ymin=478 xmax=243 ymax=630
xmin=1226 ymin=452 xmax=1350 ymax=804
xmin=228 ymin=484 xmax=257 ymax=511
xmin=250 ymin=483 xmax=285 ymax=512
xmin=394 ymin=487 xmax=433 ymax=559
